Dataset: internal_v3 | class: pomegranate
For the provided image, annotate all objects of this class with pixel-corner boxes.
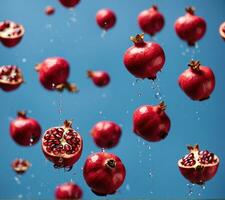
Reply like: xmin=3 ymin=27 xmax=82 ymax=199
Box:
xmin=59 ymin=0 xmax=80 ymax=8
xmin=219 ymin=22 xmax=225 ymax=40
xmin=42 ymin=120 xmax=83 ymax=169
xmin=174 ymin=7 xmax=206 ymax=46
xmin=123 ymin=33 xmax=165 ymax=80
xmin=90 ymin=121 xmax=121 ymax=148
xmin=138 ymin=5 xmax=165 ymax=36
xmin=96 ymin=9 xmax=116 ymax=30
xmin=83 ymin=152 xmax=126 ymax=196
xmin=133 ymin=102 xmax=170 ymax=142
xmin=55 ymin=182 xmax=83 ymax=200
xmin=0 ymin=20 xmax=25 ymax=47
xmin=178 ymin=60 xmax=215 ymax=101
xmin=87 ymin=70 xmax=110 ymax=87
xmin=178 ymin=145 xmax=219 ymax=185
xmin=45 ymin=6 xmax=55 ymax=16
xmin=11 ymin=159 xmax=31 ymax=174
xmin=0 ymin=65 xmax=24 ymax=91
xmin=10 ymin=111 xmax=42 ymax=146
xmin=35 ymin=57 xmax=78 ymax=92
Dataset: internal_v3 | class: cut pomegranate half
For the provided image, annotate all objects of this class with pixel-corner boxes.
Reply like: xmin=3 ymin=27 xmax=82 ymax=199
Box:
xmin=219 ymin=22 xmax=225 ymax=40
xmin=11 ymin=159 xmax=31 ymax=174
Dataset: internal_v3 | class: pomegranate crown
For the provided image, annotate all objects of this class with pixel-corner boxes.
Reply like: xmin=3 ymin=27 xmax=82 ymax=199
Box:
xmin=17 ymin=111 xmax=27 ymax=118
xmin=130 ymin=33 xmax=144 ymax=44
xmin=106 ymin=159 xmax=116 ymax=169
xmin=63 ymin=120 xmax=73 ymax=128
xmin=159 ymin=101 xmax=166 ymax=111
xmin=188 ymin=60 xmax=201 ymax=70
xmin=185 ymin=6 xmax=195 ymax=15
xmin=151 ymin=5 xmax=158 ymax=10
xmin=187 ymin=144 xmax=199 ymax=153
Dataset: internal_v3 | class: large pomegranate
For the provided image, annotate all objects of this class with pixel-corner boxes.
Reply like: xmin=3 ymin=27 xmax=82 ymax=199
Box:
xmin=35 ymin=57 xmax=78 ymax=92
xmin=0 ymin=20 xmax=25 ymax=47
xmin=174 ymin=7 xmax=206 ymax=46
xmin=87 ymin=70 xmax=110 ymax=87
xmin=178 ymin=145 xmax=219 ymax=185
xmin=133 ymin=102 xmax=170 ymax=142
xmin=96 ymin=9 xmax=116 ymax=30
xmin=10 ymin=111 xmax=42 ymax=146
xmin=55 ymin=182 xmax=83 ymax=200
xmin=219 ymin=22 xmax=225 ymax=40
xmin=11 ymin=159 xmax=31 ymax=174
xmin=59 ymin=0 xmax=80 ymax=8
xmin=90 ymin=121 xmax=121 ymax=148
xmin=138 ymin=5 xmax=165 ymax=36
xmin=0 ymin=65 xmax=24 ymax=91
xmin=42 ymin=120 xmax=83 ymax=169
xmin=123 ymin=33 xmax=165 ymax=80
xmin=83 ymin=152 xmax=126 ymax=196
xmin=178 ymin=60 xmax=215 ymax=101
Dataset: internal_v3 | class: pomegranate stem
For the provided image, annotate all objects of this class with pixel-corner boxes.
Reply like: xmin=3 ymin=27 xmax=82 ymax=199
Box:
xmin=159 ymin=101 xmax=166 ymax=111
xmin=106 ymin=159 xmax=116 ymax=168
xmin=64 ymin=120 xmax=73 ymax=128
xmin=130 ymin=33 xmax=145 ymax=44
xmin=188 ymin=60 xmax=201 ymax=71
xmin=17 ymin=111 xmax=27 ymax=118
xmin=185 ymin=6 xmax=195 ymax=15
xmin=152 ymin=5 xmax=158 ymax=10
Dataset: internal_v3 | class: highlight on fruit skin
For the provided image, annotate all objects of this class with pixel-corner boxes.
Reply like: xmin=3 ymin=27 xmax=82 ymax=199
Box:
xmin=11 ymin=158 xmax=31 ymax=174
xmin=45 ymin=6 xmax=55 ymax=15
xmin=219 ymin=21 xmax=225 ymax=40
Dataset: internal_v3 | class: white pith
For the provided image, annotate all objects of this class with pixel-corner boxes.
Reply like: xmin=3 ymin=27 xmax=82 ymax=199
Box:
xmin=0 ymin=21 xmax=24 ymax=38
xmin=0 ymin=66 xmax=23 ymax=85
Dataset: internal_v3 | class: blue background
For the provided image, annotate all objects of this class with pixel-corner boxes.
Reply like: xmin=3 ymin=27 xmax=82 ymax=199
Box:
xmin=0 ymin=0 xmax=224 ymax=199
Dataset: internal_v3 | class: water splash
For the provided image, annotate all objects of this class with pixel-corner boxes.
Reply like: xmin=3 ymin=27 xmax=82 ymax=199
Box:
xmin=14 ymin=176 xmax=21 ymax=184
xmin=101 ymin=30 xmax=107 ymax=38
xmin=151 ymin=79 xmax=163 ymax=102
xmin=125 ymin=184 xmax=130 ymax=191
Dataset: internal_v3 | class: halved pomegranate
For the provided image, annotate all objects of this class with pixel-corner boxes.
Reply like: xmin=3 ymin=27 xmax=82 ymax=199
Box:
xmin=42 ymin=120 xmax=83 ymax=169
xmin=11 ymin=159 xmax=31 ymax=174
xmin=0 ymin=20 xmax=25 ymax=47
xmin=178 ymin=145 xmax=219 ymax=185
xmin=219 ymin=22 xmax=225 ymax=40
xmin=87 ymin=70 xmax=110 ymax=87
xmin=0 ymin=65 xmax=24 ymax=91
xmin=59 ymin=0 xmax=80 ymax=8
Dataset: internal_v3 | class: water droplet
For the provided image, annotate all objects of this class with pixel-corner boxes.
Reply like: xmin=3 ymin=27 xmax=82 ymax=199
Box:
xmin=14 ymin=176 xmax=21 ymax=184
xmin=38 ymin=192 xmax=42 ymax=196
xmin=18 ymin=194 xmax=23 ymax=199
xmin=76 ymin=126 xmax=79 ymax=130
xmin=22 ymin=58 xmax=27 ymax=63
xmin=26 ymin=186 xmax=31 ymax=190
xmin=50 ymin=38 xmax=54 ymax=43
xmin=99 ymin=111 xmax=103 ymax=115
xmin=101 ymin=30 xmax=107 ymax=38
xmin=126 ymin=184 xmax=130 ymax=191
xmin=130 ymin=98 xmax=134 ymax=102
xmin=126 ymin=110 xmax=129 ymax=114
xmin=138 ymin=93 xmax=142 ymax=97
xmin=101 ymin=93 xmax=107 ymax=98
xmin=30 ymin=174 xmax=35 ymax=178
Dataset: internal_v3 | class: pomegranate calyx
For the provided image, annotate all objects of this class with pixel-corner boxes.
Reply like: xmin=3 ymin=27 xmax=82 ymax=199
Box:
xmin=17 ymin=111 xmax=27 ymax=118
xmin=159 ymin=101 xmax=166 ymax=111
xmin=87 ymin=70 xmax=93 ymax=78
xmin=151 ymin=5 xmax=158 ymax=10
xmin=35 ymin=64 xmax=41 ymax=72
xmin=188 ymin=60 xmax=201 ymax=71
xmin=187 ymin=144 xmax=199 ymax=153
xmin=106 ymin=159 xmax=116 ymax=169
xmin=185 ymin=6 xmax=195 ymax=15
xmin=55 ymin=83 xmax=78 ymax=93
xmin=64 ymin=120 xmax=73 ymax=128
xmin=130 ymin=33 xmax=145 ymax=44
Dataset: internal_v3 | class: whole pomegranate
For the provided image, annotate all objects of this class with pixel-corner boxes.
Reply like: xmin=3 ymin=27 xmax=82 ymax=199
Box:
xmin=174 ymin=7 xmax=206 ymax=46
xmin=0 ymin=20 xmax=25 ymax=47
xmin=219 ymin=22 xmax=225 ymax=40
xmin=11 ymin=159 xmax=31 ymax=174
xmin=178 ymin=145 xmax=219 ymax=185
xmin=178 ymin=60 xmax=215 ymax=101
xmin=123 ymin=33 xmax=165 ymax=80
xmin=10 ymin=111 xmax=42 ymax=146
xmin=96 ymin=9 xmax=116 ymax=30
xmin=83 ymin=152 xmax=126 ymax=196
xmin=59 ymin=0 xmax=80 ymax=8
xmin=133 ymin=102 xmax=170 ymax=142
xmin=42 ymin=120 xmax=83 ymax=169
xmin=35 ymin=57 xmax=78 ymax=92
xmin=87 ymin=70 xmax=110 ymax=87
xmin=55 ymin=182 xmax=83 ymax=200
xmin=45 ymin=6 xmax=55 ymax=16
xmin=0 ymin=65 xmax=24 ymax=91
xmin=90 ymin=121 xmax=121 ymax=148
xmin=138 ymin=5 xmax=165 ymax=36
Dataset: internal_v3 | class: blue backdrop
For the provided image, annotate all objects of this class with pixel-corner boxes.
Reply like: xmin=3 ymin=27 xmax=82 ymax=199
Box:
xmin=0 ymin=0 xmax=224 ymax=199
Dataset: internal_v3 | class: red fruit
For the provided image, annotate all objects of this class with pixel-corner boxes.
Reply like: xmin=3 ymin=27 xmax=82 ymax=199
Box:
xmin=35 ymin=57 xmax=78 ymax=92
xmin=87 ymin=70 xmax=110 ymax=87
xmin=133 ymin=102 xmax=170 ymax=142
xmin=83 ymin=152 xmax=126 ymax=196
xmin=96 ymin=9 xmax=116 ymax=30
xmin=0 ymin=65 xmax=24 ymax=91
xmin=178 ymin=145 xmax=219 ymax=185
xmin=138 ymin=5 xmax=165 ymax=36
xmin=11 ymin=159 xmax=31 ymax=174
xmin=45 ymin=6 xmax=55 ymax=16
xmin=0 ymin=20 xmax=25 ymax=47
xmin=123 ymin=33 xmax=165 ymax=80
xmin=219 ymin=22 xmax=225 ymax=40
xmin=174 ymin=7 xmax=206 ymax=46
xmin=90 ymin=121 xmax=121 ymax=148
xmin=55 ymin=182 xmax=83 ymax=200
xmin=42 ymin=120 xmax=83 ymax=169
xmin=10 ymin=111 xmax=42 ymax=146
xmin=178 ymin=60 xmax=215 ymax=101
xmin=59 ymin=0 xmax=80 ymax=8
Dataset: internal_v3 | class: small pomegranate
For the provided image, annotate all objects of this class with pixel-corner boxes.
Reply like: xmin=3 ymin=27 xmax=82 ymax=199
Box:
xmin=178 ymin=145 xmax=219 ymax=185
xmin=90 ymin=121 xmax=121 ymax=148
xmin=55 ymin=182 xmax=83 ymax=200
xmin=96 ymin=9 xmax=116 ymax=30
xmin=45 ymin=6 xmax=55 ymax=16
xmin=10 ymin=111 xmax=42 ymax=146
xmin=178 ymin=60 xmax=215 ymax=101
xmin=11 ymin=159 xmax=31 ymax=174
xmin=35 ymin=57 xmax=78 ymax=92
xmin=133 ymin=102 xmax=170 ymax=142
xmin=83 ymin=152 xmax=126 ymax=196
xmin=0 ymin=20 xmax=25 ymax=47
xmin=138 ymin=5 xmax=165 ymax=36
xmin=0 ymin=65 xmax=24 ymax=91
xmin=219 ymin=22 xmax=225 ymax=40
xmin=87 ymin=70 xmax=110 ymax=87
xmin=123 ymin=33 xmax=165 ymax=80
xmin=174 ymin=7 xmax=206 ymax=46
xmin=59 ymin=0 xmax=80 ymax=8
xmin=42 ymin=120 xmax=83 ymax=169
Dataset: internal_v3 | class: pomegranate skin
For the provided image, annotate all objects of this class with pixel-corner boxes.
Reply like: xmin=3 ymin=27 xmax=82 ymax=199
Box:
xmin=55 ymin=182 xmax=83 ymax=200
xmin=133 ymin=102 xmax=170 ymax=142
xmin=138 ymin=5 xmax=165 ymax=36
xmin=123 ymin=34 xmax=165 ymax=79
xmin=10 ymin=112 xmax=42 ymax=146
xmin=178 ymin=60 xmax=215 ymax=101
xmin=87 ymin=70 xmax=110 ymax=87
xmin=45 ymin=6 xmax=55 ymax=15
xmin=83 ymin=152 xmax=126 ymax=196
xmin=96 ymin=9 xmax=116 ymax=30
xmin=174 ymin=7 xmax=206 ymax=46
xmin=91 ymin=121 xmax=121 ymax=148
xmin=59 ymin=0 xmax=80 ymax=8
